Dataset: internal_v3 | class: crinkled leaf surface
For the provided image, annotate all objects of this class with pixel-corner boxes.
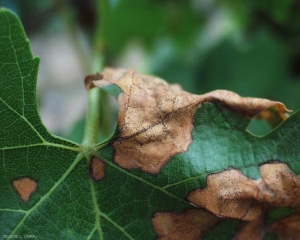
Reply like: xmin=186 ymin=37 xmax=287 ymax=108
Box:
xmin=1 ymin=8 xmax=300 ymax=240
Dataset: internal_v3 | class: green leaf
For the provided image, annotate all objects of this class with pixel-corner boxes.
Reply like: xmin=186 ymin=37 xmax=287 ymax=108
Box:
xmin=0 ymin=8 xmax=189 ymax=239
xmin=1 ymin=8 xmax=300 ymax=240
xmin=0 ymin=8 xmax=84 ymax=237
xmin=92 ymin=68 xmax=300 ymax=237
xmin=107 ymin=0 xmax=202 ymax=55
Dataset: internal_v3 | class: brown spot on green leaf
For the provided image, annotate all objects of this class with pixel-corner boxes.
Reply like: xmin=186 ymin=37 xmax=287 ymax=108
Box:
xmin=89 ymin=68 xmax=289 ymax=174
xmin=187 ymin=163 xmax=300 ymax=221
xmin=12 ymin=177 xmax=37 ymax=203
xmin=268 ymin=213 xmax=300 ymax=239
xmin=152 ymin=209 xmax=220 ymax=240
xmin=89 ymin=156 xmax=105 ymax=181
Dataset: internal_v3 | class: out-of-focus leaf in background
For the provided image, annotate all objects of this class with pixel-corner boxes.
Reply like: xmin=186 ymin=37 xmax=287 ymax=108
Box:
xmin=1 ymin=0 xmax=300 ymax=137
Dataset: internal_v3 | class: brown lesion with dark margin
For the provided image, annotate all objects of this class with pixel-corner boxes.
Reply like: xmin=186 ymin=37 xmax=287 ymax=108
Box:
xmin=152 ymin=209 xmax=220 ymax=240
xmin=85 ymin=68 xmax=289 ymax=174
xmin=187 ymin=162 xmax=300 ymax=221
xmin=89 ymin=156 xmax=105 ymax=182
xmin=12 ymin=177 xmax=37 ymax=203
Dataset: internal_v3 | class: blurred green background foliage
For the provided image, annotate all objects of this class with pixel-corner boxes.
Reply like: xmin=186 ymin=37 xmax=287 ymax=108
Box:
xmin=1 ymin=0 xmax=300 ymax=139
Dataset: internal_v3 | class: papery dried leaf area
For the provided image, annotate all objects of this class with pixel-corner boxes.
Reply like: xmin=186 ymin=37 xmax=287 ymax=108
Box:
xmin=153 ymin=163 xmax=300 ymax=239
xmin=88 ymin=68 xmax=289 ymax=174
xmin=188 ymin=162 xmax=300 ymax=221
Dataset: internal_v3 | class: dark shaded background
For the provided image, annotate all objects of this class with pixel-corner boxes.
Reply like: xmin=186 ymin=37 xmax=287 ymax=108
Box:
xmin=1 ymin=0 xmax=300 ymax=140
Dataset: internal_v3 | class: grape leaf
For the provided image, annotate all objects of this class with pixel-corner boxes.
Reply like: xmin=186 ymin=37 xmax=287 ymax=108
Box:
xmin=1 ymin=8 xmax=300 ymax=240
xmin=88 ymin=70 xmax=300 ymax=237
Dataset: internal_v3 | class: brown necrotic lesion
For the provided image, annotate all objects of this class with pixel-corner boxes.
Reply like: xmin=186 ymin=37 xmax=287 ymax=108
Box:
xmin=89 ymin=156 xmax=105 ymax=182
xmin=187 ymin=162 xmax=300 ymax=221
xmin=12 ymin=177 xmax=38 ymax=203
xmin=90 ymin=68 xmax=289 ymax=174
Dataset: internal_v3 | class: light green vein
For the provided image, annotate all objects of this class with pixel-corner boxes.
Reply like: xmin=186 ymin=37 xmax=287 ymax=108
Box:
xmin=0 ymin=142 xmax=82 ymax=152
xmin=0 ymin=96 xmax=81 ymax=151
xmin=0 ymin=98 xmax=45 ymax=143
xmin=9 ymin=152 xmax=85 ymax=235
xmin=88 ymin=163 xmax=104 ymax=240
xmin=162 ymin=173 xmax=208 ymax=190
xmin=100 ymin=212 xmax=134 ymax=240
xmin=99 ymin=154 xmax=187 ymax=205
xmin=269 ymin=119 xmax=300 ymax=158
xmin=86 ymin=227 xmax=97 ymax=240
xmin=0 ymin=208 xmax=26 ymax=213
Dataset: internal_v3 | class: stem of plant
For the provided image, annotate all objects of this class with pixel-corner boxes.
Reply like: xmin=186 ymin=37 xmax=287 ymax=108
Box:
xmin=82 ymin=0 xmax=109 ymax=147
xmin=82 ymin=88 xmax=102 ymax=146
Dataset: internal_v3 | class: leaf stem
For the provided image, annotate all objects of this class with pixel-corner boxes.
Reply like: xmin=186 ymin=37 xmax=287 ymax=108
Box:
xmin=82 ymin=88 xmax=102 ymax=146
xmin=82 ymin=0 xmax=109 ymax=147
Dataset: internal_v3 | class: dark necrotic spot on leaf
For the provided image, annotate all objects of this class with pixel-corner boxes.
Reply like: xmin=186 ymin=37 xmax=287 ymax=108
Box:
xmin=12 ymin=177 xmax=37 ymax=203
xmin=89 ymin=156 xmax=105 ymax=182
